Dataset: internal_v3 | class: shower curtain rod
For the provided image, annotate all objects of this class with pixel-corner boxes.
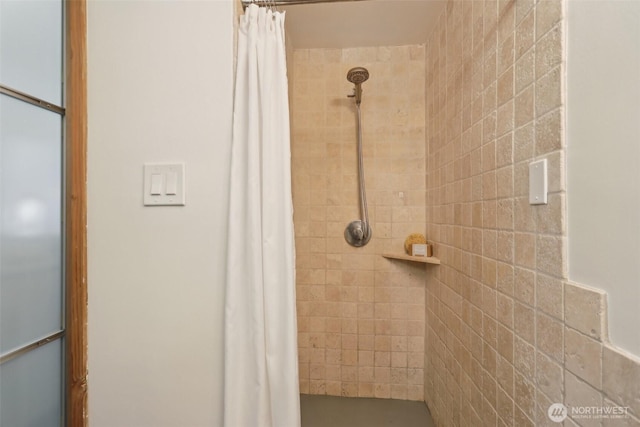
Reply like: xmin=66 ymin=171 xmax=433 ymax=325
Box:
xmin=242 ymin=0 xmax=368 ymax=9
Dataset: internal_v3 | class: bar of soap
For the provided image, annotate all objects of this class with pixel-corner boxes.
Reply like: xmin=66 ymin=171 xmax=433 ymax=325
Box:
xmin=411 ymin=243 xmax=433 ymax=257
xmin=412 ymin=244 xmax=427 ymax=256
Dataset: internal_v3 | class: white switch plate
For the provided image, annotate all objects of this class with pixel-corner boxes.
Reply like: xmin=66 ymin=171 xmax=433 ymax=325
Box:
xmin=143 ymin=163 xmax=185 ymax=206
xmin=529 ymin=159 xmax=547 ymax=205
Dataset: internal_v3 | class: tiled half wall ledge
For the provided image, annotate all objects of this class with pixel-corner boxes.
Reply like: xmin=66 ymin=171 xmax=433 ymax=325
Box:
xmin=563 ymin=281 xmax=640 ymax=427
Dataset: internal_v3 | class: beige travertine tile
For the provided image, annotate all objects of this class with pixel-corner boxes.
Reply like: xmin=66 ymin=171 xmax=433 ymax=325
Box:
xmin=497 ymin=230 xmax=514 ymax=263
xmin=536 ymin=274 xmax=563 ymax=320
xmin=496 ymin=352 xmax=514 ymax=394
xmin=498 ymin=66 xmax=515 ymax=107
xmin=535 ymin=350 xmax=563 ymax=402
xmin=602 ymin=345 xmax=640 ymax=418
xmin=358 ymin=382 xmax=374 ymax=397
xmin=602 ymin=397 xmax=640 ymax=427
xmin=514 ymin=121 xmax=535 ymax=163
xmin=514 ymin=370 xmax=536 ymax=419
xmin=537 ymin=312 xmax=564 ymax=362
xmin=536 ymin=234 xmax=566 ymax=278
xmin=536 ymin=0 xmax=562 ymax=40
xmin=484 ymin=314 xmax=499 ymax=349
xmin=496 ymin=166 xmax=514 ymax=199
xmin=309 ymin=379 xmax=327 ymax=394
xmin=511 ymin=406 xmax=533 ymax=427
xmin=514 ymin=266 xmax=535 ymax=305
xmin=497 ymin=198 xmax=515 ymax=231
xmin=565 ymin=282 xmax=607 ymax=340
xmin=496 ymin=383 xmax=515 ymax=426
xmin=515 ymin=47 xmax=535 ymax=95
xmin=483 ymin=140 xmax=498 ymax=173
xmin=498 ymin=32 xmax=515 ymax=76
xmin=513 ymin=302 xmax=535 ymax=344
xmin=513 ymin=161 xmax=530 ymax=198
xmin=536 ymin=24 xmax=562 ymax=78
xmin=514 ymin=232 xmax=536 ymax=269
xmin=497 ymin=322 xmax=514 ymax=363
xmin=514 ymin=335 xmax=535 ymax=381
xmin=536 ymin=67 xmax=563 ymax=117
xmin=535 ymin=389 xmax=561 ymax=427
xmin=341 ymin=381 xmax=357 ymax=397
xmin=515 ymin=84 xmax=534 ymax=128
xmin=514 ymin=7 xmax=534 ymax=59
xmin=535 ymin=108 xmax=563 ymax=156
xmin=496 ymin=291 xmax=514 ymax=328
xmin=545 ymin=150 xmax=566 ymax=193
xmin=565 ymin=326 xmax=602 ymax=389
xmin=496 ymin=132 xmax=514 ymax=168
xmin=565 ymin=369 xmax=603 ymax=427
xmin=535 ymin=192 xmax=565 ymax=235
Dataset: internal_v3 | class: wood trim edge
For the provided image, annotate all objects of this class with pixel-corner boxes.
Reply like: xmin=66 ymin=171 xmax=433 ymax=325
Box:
xmin=66 ymin=0 xmax=88 ymax=425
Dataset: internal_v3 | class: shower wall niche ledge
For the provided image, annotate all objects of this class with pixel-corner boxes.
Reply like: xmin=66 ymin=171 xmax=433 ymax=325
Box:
xmin=382 ymin=253 xmax=441 ymax=265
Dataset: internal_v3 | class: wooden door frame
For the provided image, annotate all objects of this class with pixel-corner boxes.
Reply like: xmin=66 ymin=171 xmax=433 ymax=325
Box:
xmin=66 ymin=0 xmax=88 ymax=425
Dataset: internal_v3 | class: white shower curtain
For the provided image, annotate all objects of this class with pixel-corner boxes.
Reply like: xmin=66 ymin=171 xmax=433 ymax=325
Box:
xmin=224 ymin=4 xmax=300 ymax=427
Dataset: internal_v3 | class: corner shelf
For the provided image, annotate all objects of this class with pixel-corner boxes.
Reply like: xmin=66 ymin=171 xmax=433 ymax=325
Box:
xmin=382 ymin=253 xmax=440 ymax=265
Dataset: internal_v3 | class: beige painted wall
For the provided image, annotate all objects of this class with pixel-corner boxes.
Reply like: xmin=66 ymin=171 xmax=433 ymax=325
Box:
xmin=87 ymin=1 xmax=234 ymax=425
xmin=567 ymin=0 xmax=640 ymax=357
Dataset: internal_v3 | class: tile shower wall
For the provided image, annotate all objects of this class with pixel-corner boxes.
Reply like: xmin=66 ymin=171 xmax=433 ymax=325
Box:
xmin=291 ymin=45 xmax=428 ymax=400
xmin=423 ymin=1 xmax=640 ymax=427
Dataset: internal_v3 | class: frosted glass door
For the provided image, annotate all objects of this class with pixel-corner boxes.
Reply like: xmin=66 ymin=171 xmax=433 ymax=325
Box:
xmin=0 ymin=95 xmax=63 ymax=354
xmin=0 ymin=0 xmax=65 ymax=425
xmin=0 ymin=340 xmax=63 ymax=427
xmin=0 ymin=0 xmax=63 ymax=104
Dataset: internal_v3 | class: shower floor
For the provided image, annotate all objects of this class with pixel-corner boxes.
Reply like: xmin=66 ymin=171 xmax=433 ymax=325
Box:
xmin=300 ymin=394 xmax=436 ymax=427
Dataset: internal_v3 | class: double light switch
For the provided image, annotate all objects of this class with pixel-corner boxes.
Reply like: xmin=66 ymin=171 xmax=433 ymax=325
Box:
xmin=144 ymin=163 xmax=185 ymax=206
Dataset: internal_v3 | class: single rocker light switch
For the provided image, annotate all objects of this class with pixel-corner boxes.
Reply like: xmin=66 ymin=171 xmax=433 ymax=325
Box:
xmin=150 ymin=173 xmax=163 ymax=195
xmin=529 ymin=159 xmax=548 ymax=205
xmin=165 ymin=172 xmax=178 ymax=195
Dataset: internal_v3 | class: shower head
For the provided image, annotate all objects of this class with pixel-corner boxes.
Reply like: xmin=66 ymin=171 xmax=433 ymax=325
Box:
xmin=347 ymin=67 xmax=370 ymax=85
xmin=347 ymin=67 xmax=369 ymax=105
